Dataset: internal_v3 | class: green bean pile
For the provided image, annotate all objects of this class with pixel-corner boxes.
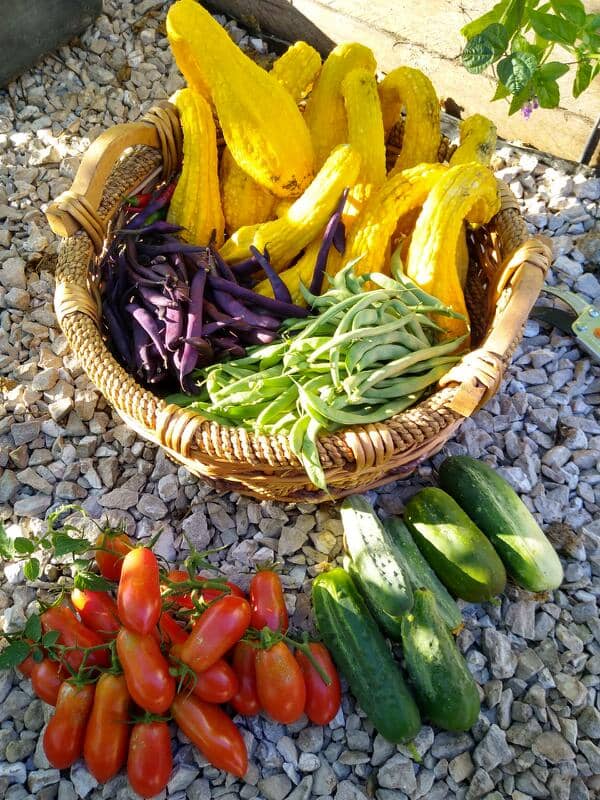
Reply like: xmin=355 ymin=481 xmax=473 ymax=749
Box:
xmin=169 ymin=257 xmax=467 ymax=490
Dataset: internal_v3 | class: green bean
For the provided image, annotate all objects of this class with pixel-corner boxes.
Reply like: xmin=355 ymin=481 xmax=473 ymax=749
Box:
xmin=400 ymin=354 xmax=463 ymax=374
xmin=360 ymin=363 xmax=458 ymax=400
xmin=309 ymin=315 xmax=423 ymax=363
xmin=353 ymin=343 xmax=413 ymax=372
xmin=267 ymin=411 xmax=298 ymax=433
xmin=256 ymin=385 xmax=299 ymax=428
xmin=345 ymin=336 xmax=467 ymax=398
xmin=210 ymin=365 xmax=284 ymax=401
xmin=301 ymin=385 xmax=422 ymax=425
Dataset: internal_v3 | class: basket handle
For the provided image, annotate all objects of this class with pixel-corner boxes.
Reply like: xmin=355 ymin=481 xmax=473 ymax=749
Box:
xmin=46 ymin=102 xmax=181 ymax=253
xmin=440 ymin=236 xmax=551 ymax=417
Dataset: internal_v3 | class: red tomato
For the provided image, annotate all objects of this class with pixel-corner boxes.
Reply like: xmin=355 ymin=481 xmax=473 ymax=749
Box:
xmin=171 ymin=693 xmax=247 ymax=777
xmin=158 ymin=612 xmax=188 ymax=646
xmin=127 ymin=721 xmax=172 ymax=798
xmin=30 ymin=659 xmax=66 ymax=706
xmin=255 ymin=642 xmax=306 ymax=725
xmin=230 ymin=641 xmax=261 ymax=716
xmin=171 ymin=644 xmax=238 ymax=704
xmin=116 ymin=628 xmax=175 ymax=715
xmin=94 ymin=531 xmax=133 ymax=581
xmin=83 ymin=673 xmax=130 ymax=783
xmin=41 ymin=606 xmax=110 ymax=672
xmin=180 ymin=595 xmax=250 ymax=673
xmin=117 ymin=548 xmax=161 ymax=635
xmin=163 ymin=569 xmax=193 ymax=609
xmin=43 ymin=681 xmax=95 ymax=769
xmin=296 ymin=642 xmax=341 ymax=725
xmin=17 ymin=652 xmax=37 ymax=678
xmin=71 ymin=589 xmax=120 ymax=641
xmin=200 ymin=580 xmax=245 ymax=604
xmin=249 ymin=571 xmax=288 ymax=632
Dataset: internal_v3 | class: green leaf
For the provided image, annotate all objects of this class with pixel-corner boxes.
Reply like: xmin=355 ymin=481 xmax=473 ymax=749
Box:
xmin=42 ymin=630 xmax=61 ymax=648
xmin=32 ymin=647 xmax=44 ymax=663
xmin=498 ymin=52 xmax=538 ymax=92
xmin=530 ymin=11 xmax=577 ymax=44
xmin=501 ymin=0 xmax=527 ymax=37
xmin=462 ymin=34 xmax=496 ymax=73
xmin=482 ymin=22 xmax=510 ymax=55
xmin=573 ymin=58 xmax=592 ymax=97
xmin=23 ymin=614 xmax=42 ymax=642
xmin=492 ymin=81 xmax=511 ymax=100
xmin=0 ymin=640 xmax=31 ymax=671
xmin=585 ymin=14 xmax=600 ymax=33
xmin=24 ymin=558 xmax=40 ymax=582
xmin=461 ymin=0 xmax=510 ymax=38
xmin=508 ymin=83 xmax=534 ymax=114
xmin=550 ymin=0 xmax=585 ymax=27
xmin=73 ymin=571 xmax=113 ymax=592
xmin=534 ymin=74 xmax=561 ymax=106
xmin=538 ymin=61 xmax=570 ymax=80
xmin=0 ymin=522 xmax=14 ymax=560
xmin=52 ymin=532 xmax=91 ymax=558
xmin=13 ymin=537 xmax=35 ymax=555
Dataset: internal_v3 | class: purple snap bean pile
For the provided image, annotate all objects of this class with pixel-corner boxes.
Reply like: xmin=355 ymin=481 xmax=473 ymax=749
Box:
xmin=99 ymin=185 xmax=309 ymax=392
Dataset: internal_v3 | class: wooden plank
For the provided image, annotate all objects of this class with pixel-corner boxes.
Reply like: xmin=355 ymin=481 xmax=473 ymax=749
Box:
xmin=206 ymin=0 xmax=599 ymax=163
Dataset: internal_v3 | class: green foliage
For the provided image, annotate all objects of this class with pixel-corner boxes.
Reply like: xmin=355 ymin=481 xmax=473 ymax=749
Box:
xmin=461 ymin=0 xmax=599 ymax=115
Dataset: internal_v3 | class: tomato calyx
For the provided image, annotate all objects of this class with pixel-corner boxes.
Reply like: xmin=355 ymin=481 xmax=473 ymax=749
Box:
xmin=128 ymin=709 xmax=172 ymax=725
xmin=168 ymin=650 xmax=200 ymax=697
xmin=244 ymin=628 xmax=332 ymax=687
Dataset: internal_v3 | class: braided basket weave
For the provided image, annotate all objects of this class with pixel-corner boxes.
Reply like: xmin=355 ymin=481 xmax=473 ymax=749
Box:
xmin=45 ymin=100 xmax=551 ymax=502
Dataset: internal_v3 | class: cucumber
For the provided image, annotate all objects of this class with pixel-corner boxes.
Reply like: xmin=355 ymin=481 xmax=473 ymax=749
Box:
xmin=312 ymin=568 xmax=421 ymax=743
xmin=383 ymin=518 xmax=463 ymax=631
xmin=404 ymin=488 xmax=506 ymax=602
xmin=341 ymin=495 xmax=413 ymax=619
xmin=438 ymin=456 xmax=564 ymax=592
xmin=401 ymin=588 xmax=480 ymax=732
xmin=345 ymin=558 xmax=403 ymax=641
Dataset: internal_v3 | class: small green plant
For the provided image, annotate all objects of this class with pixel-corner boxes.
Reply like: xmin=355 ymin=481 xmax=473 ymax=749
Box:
xmin=460 ymin=0 xmax=599 ymax=117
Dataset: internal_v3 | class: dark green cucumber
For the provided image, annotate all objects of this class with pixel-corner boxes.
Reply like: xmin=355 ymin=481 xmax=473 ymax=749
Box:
xmin=401 ymin=588 xmax=480 ymax=732
xmin=384 ymin=518 xmax=463 ymax=631
xmin=438 ymin=456 xmax=563 ymax=592
xmin=345 ymin=558 xmax=403 ymax=641
xmin=404 ymin=488 xmax=506 ymax=602
xmin=312 ymin=568 xmax=421 ymax=743
xmin=341 ymin=495 xmax=413 ymax=618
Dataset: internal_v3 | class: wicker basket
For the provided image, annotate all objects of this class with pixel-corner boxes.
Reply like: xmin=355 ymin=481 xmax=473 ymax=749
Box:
xmin=45 ymin=100 xmax=551 ymax=503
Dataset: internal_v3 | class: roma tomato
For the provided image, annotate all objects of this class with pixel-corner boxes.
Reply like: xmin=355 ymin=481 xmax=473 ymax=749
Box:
xmin=83 ymin=673 xmax=130 ymax=783
xmin=255 ymin=642 xmax=306 ymax=725
xmin=31 ymin=659 xmax=66 ymax=706
xmin=41 ymin=606 xmax=110 ymax=672
xmin=127 ymin=721 xmax=172 ymax=798
xmin=117 ymin=548 xmax=161 ymax=635
xmin=43 ymin=681 xmax=95 ymax=769
xmin=179 ymin=595 xmax=251 ymax=673
xmin=158 ymin=612 xmax=188 ymax=647
xmin=296 ymin=643 xmax=341 ymax=725
xmin=71 ymin=589 xmax=120 ymax=641
xmin=200 ymin=580 xmax=245 ymax=604
xmin=116 ymin=628 xmax=175 ymax=715
xmin=94 ymin=531 xmax=132 ymax=581
xmin=230 ymin=641 xmax=261 ymax=716
xmin=171 ymin=693 xmax=247 ymax=777
xmin=163 ymin=569 xmax=193 ymax=609
xmin=172 ymin=645 xmax=238 ymax=704
xmin=250 ymin=571 xmax=288 ymax=632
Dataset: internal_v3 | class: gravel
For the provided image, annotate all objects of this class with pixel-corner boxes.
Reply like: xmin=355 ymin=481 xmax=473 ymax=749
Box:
xmin=0 ymin=1 xmax=599 ymax=799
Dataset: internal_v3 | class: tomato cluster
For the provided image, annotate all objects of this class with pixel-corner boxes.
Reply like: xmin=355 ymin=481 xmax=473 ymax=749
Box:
xmin=18 ymin=530 xmax=341 ymax=798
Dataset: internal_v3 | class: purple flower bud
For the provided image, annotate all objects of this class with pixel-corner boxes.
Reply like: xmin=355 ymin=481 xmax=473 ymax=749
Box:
xmin=522 ymin=101 xmax=532 ymax=119
xmin=532 ymin=96 xmax=539 ymax=110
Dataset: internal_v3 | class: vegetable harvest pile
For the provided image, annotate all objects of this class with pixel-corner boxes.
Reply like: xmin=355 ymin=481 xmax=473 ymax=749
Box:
xmin=97 ymin=0 xmax=507 ymax=490
xmin=1 ymin=455 xmax=565 ymax=795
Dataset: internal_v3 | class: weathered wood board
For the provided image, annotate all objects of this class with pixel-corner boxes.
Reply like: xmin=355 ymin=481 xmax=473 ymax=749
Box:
xmin=206 ymin=0 xmax=600 ymax=164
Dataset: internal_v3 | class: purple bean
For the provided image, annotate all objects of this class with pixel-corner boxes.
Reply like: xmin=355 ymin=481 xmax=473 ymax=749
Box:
xmin=164 ymin=304 xmax=184 ymax=352
xmin=309 ymin=188 xmax=349 ymax=296
xmin=249 ymin=245 xmax=293 ymax=304
xmin=118 ymin=221 xmax=183 ymax=236
xmin=239 ymin=327 xmax=279 ymax=345
xmin=125 ymin=303 xmax=168 ymax=363
xmin=230 ymin=256 xmax=259 ymax=277
xmin=138 ymin=243 xmax=206 ymax=256
xmin=132 ymin=318 xmax=156 ymax=379
xmin=212 ymin=289 xmax=281 ymax=330
xmin=136 ymin=285 xmax=178 ymax=310
xmin=207 ymin=275 xmax=309 ymax=318
xmin=212 ymin=335 xmax=246 ymax=359
xmin=171 ymin=252 xmax=190 ymax=283
xmin=210 ymin=249 xmax=238 ymax=283
xmin=103 ymin=304 xmax=134 ymax=367
xmin=179 ymin=267 xmax=207 ymax=387
xmin=123 ymin=184 xmax=177 ymax=230
xmin=333 ymin=220 xmax=346 ymax=254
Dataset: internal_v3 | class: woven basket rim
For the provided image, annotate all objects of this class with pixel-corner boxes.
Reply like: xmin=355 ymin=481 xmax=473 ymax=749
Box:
xmin=46 ymin=102 xmax=551 ymax=501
